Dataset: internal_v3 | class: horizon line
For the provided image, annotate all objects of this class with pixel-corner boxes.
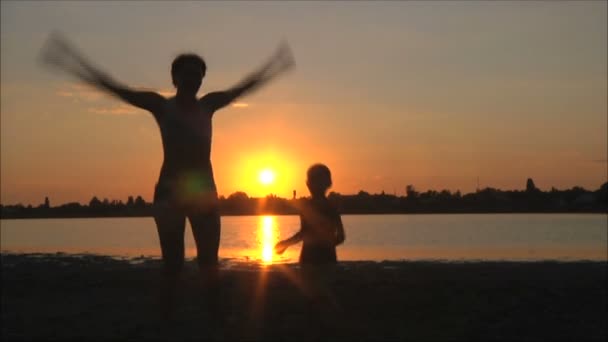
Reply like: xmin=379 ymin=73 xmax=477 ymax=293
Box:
xmin=2 ymin=181 xmax=606 ymax=207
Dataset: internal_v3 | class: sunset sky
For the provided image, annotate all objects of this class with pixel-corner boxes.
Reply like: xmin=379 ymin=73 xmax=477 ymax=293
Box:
xmin=1 ymin=1 xmax=606 ymax=206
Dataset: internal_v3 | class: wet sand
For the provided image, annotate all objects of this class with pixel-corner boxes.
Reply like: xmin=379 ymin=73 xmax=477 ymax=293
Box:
xmin=2 ymin=253 xmax=606 ymax=341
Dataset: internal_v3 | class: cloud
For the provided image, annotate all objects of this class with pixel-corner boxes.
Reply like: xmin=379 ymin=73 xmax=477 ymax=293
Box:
xmin=56 ymin=90 xmax=75 ymax=97
xmin=232 ymin=102 xmax=249 ymax=108
xmin=55 ymin=83 xmax=104 ymax=101
xmin=88 ymin=105 xmax=141 ymax=116
xmin=158 ymin=89 xmax=174 ymax=97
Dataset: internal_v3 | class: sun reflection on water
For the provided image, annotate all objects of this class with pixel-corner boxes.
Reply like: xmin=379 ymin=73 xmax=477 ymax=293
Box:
xmin=258 ymin=216 xmax=278 ymax=264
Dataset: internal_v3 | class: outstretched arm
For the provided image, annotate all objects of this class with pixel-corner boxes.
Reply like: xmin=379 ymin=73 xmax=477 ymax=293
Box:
xmin=274 ymin=231 xmax=302 ymax=255
xmin=40 ymin=32 xmax=165 ymax=113
xmin=203 ymin=41 xmax=295 ymax=111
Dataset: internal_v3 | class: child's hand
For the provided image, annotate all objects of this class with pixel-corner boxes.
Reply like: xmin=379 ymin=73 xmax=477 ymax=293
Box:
xmin=274 ymin=240 xmax=289 ymax=255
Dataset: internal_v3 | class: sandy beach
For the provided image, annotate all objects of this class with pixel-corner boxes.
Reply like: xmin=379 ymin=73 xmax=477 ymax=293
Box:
xmin=2 ymin=253 xmax=606 ymax=341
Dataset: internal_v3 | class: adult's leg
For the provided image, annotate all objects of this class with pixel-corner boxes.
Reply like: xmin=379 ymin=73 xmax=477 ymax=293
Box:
xmin=154 ymin=202 xmax=186 ymax=320
xmin=189 ymin=210 xmax=221 ymax=281
xmin=189 ymin=210 xmax=221 ymax=318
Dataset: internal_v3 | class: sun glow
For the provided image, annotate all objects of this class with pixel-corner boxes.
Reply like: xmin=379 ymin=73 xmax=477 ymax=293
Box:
xmin=226 ymin=148 xmax=304 ymax=198
xmin=259 ymin=169 xmax=275 ymax=185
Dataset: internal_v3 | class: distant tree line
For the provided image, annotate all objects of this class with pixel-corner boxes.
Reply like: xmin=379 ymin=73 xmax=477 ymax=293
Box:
xmin=1 ymin=179 xmax=606 ymax=219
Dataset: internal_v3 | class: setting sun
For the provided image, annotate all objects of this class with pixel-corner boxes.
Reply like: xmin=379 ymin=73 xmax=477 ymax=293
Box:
xmin=259 ymin=169 xmax=275 ymax=185
xmin=226 ymin=148 xmax=304 ymax=198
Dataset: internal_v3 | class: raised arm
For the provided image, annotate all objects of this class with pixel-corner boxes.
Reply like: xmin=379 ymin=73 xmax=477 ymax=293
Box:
xmin=40 ymin=32 xmax=165 ymax=113
xmin=203 ymin=41 xmax=295 ymax=111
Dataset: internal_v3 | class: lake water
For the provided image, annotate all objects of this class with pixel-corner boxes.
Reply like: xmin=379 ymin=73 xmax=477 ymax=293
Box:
xmin=1 ymin=214 xmax=606 ymax=263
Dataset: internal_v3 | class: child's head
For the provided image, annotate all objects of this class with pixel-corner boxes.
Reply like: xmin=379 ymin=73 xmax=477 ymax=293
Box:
xmin=306 ymin=163 xmax=332 ymax=197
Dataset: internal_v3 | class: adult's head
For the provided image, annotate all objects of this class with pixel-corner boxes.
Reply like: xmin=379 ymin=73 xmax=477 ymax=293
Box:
xmin=171 ymin=53 xmax=206 ymax=95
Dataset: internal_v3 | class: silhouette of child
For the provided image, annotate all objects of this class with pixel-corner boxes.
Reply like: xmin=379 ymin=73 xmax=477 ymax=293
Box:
xmin=275 ymin=164 xmax=345 ymax=336
xmin=275 ymin=163 xmax=345 ymax=263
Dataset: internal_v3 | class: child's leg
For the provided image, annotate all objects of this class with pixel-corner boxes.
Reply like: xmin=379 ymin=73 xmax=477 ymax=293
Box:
xmin=301 ymin=264 xmax=344 ymax=338
xmin=302 ymin=264 xmax=337 ymax=305
xmin=300 ymin=264 xmax=336 ymax=337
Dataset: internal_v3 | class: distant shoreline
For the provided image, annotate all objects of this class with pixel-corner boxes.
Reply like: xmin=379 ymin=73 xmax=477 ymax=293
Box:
xmin=2 ymin=210 xmax=607 ymax=220
xmin=3 ymin=182 xmax=606 ymax=219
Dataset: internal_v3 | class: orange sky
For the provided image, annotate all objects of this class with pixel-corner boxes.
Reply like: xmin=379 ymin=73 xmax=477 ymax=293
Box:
xmin=1 ymin=1 xmax=606 ymax=205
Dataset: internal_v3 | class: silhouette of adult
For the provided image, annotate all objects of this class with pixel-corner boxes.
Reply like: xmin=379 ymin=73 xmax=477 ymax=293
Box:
xmin=40 ymin=32 xmax=295 ymax=319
